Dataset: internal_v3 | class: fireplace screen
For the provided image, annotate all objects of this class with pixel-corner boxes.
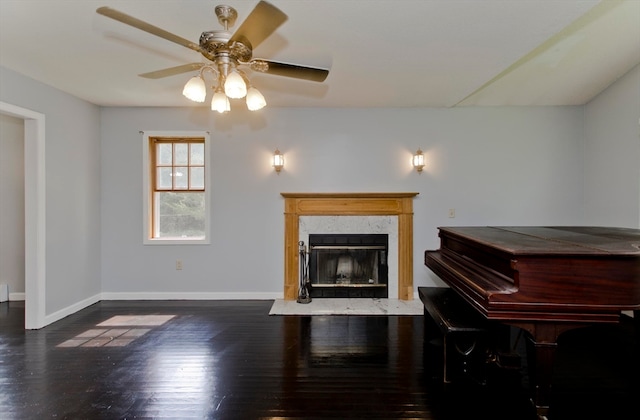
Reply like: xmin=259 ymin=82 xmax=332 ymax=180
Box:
xmin=309 ymin=234 xmax=388 ymax=298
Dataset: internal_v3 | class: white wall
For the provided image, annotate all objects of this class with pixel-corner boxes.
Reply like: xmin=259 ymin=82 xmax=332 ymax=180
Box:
xmin=1 ymin=59 xmax=637 ymax=324
xmin=0 ymin=113 xmax=25 ymax=298
xmin=100 ymin=105 xmax=585 ymax=297
xmin=0 ymin=66 xmax=102 ymax=321
xmin=584 ymin=64 xmax=640 ymax=228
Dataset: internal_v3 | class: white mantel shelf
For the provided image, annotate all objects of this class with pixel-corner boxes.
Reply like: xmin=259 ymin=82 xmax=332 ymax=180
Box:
xmin=281 ymin=192 xmax=419 ymax=300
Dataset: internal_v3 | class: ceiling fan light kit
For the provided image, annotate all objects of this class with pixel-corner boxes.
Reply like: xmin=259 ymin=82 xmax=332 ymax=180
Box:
xmin=97 ymin=1 xmax=329 ymax=114
xmin=182 ymin=75 xmax=207 ymax=103
xmin=211 ymin=88 xmax=231 ymax=113
xmin=223 ymin=70 xmax=247 ymax=99
xmin=246 ymin=86 xmax=267 ymax=111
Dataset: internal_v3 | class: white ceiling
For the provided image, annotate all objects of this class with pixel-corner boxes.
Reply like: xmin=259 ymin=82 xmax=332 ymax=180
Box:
xmin=1 ymin=0 xmax=638 ymax=109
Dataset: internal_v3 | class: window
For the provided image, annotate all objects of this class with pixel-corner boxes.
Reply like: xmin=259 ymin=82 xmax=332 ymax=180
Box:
xmin=143 ymin=132 xmax=210 ymax=244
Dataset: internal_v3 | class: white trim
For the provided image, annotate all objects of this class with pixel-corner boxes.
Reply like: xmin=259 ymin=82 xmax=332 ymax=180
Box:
xmin=43 ymin=293 xmax=101 ymax=326
xmin=0 ymin=101 xmax=46 ymax=329
xmin=100 ymin=292 xmax=282 ymax=300
xmin=142 ymin=131 xmax=211 ymax=245
xmin=144 ymin=238 xmax=210 ymax=245
xmin=9 ymin=292 xmax=26 ymax=301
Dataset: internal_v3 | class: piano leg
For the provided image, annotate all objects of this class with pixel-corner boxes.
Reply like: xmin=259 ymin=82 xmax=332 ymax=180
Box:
xmin=515 ymin=322 xmax=583 ymax=420
xmin=525 ymin=335 xmax=557 ymax=419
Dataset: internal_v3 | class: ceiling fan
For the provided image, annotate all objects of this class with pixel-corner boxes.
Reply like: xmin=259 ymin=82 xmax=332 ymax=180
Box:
xmin=96 ymin=1 xmax=329 ymax=112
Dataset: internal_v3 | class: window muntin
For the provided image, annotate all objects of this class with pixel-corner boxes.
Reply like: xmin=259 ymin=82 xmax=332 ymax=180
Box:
xmin=153 ymin=140 xmax=204 ymax=192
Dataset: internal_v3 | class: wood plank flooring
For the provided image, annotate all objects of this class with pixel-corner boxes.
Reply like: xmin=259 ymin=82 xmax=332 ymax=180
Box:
xmin=0 ymin=300 xmax=637 ymax=419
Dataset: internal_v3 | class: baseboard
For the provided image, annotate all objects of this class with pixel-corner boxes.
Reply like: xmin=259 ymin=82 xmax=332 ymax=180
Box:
xmin=7 ymin=291 xmax=416 ymax=303
xmin=43 ymin=293 xmax=102 ymax=326
xmin=20 ymin=291 xmax=418 ymax=328
xmin=100 ymin=292 xmax=282 ymax=300
xmin=9 ymin=292 xmax=25 ymax=301
xmin=100 ymin=292 xmax=418 ymax=301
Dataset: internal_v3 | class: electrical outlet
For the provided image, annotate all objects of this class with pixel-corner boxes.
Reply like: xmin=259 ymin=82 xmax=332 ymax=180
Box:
xmin=448 ymin=208 xmax=455 ymax=218
xmin=176 ymin=260 xmax=183 ymax=270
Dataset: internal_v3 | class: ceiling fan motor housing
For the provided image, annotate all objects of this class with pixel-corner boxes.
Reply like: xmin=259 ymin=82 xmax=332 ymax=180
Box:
xmin=199 ymin=30 xmax=252 ymax=62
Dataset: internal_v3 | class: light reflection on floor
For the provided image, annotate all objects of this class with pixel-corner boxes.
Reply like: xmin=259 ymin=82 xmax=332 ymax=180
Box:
xmin=143 ymin=349 xmax=217 ymax=416
xmin=57 ymin=315 xmax=175 ymax=348
xmin=98 ymin=314 xmax=176 ymax=326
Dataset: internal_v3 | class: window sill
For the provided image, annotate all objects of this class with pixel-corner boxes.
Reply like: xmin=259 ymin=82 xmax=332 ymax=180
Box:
xmin=144 ymin=238 xmax=210 ymax=245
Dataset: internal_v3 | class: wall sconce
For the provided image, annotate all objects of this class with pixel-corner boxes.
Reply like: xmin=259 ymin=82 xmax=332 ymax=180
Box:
xmin=412 ymin=148 xmax=425 ymax=173
xmin=273 ymin=149 xmax=284 ymax=173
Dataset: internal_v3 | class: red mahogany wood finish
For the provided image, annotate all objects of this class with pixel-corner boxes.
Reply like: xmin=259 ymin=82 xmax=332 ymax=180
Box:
xmin=425 ymin=226 xmax=640 ymax=418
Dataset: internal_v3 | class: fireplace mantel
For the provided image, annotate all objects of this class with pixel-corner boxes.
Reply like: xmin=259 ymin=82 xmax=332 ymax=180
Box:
xmin=281 ymin=192 xmax=419 ymax=300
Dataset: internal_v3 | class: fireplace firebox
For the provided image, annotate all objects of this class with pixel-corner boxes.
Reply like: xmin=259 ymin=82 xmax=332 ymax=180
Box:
xmin=308 ymin=234 xmax=388 ymax=298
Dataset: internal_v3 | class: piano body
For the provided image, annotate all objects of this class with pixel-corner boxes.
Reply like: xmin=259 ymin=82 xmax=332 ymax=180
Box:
xmin=424 ymin=226 xmax=640 ymax=418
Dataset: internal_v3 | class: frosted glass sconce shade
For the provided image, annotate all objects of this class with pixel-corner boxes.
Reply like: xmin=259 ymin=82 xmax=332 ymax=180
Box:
xmin=273 ymin=149 xmax=284 ymax=173
xmin=413 ymin=149 xmax=425 ymax=172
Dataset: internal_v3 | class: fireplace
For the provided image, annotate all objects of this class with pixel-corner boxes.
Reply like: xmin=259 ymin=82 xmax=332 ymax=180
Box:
xmin=309 ymin=234 xmax=389 ymax=298
xmin=281 ymin=192 xmax=419 ymax=300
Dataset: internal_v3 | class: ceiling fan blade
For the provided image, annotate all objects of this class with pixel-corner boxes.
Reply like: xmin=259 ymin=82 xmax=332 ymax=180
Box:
xmin=250 ymin=60 xmax=329 ymax=82
xmin=229 ymin=1 xmax=287 ymax=49
xmin=139 ymin=63 xmax=205 ymax=79
xmin=96 ymin=6 xmax=202 ymax=54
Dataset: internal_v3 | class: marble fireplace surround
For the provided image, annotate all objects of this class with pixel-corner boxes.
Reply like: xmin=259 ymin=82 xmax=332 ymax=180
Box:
xmin=281 ymin=192 xmax=419 ymax=300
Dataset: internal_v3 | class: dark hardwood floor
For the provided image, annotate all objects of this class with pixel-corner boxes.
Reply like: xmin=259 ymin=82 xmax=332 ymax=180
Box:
xmin=0 ymin=300 xmax=637 ymax=419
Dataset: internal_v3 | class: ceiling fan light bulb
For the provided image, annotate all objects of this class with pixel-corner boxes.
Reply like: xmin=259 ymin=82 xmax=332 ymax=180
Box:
xmin=182 ymin=76 xmax=206 ymax=102
xmin=246 ymin=87 xmax=266 ymax=111
xmin=224 ymin=71 xmax=247 ymax=99
xmin=211 ymin=91 xmax=230 ymax=113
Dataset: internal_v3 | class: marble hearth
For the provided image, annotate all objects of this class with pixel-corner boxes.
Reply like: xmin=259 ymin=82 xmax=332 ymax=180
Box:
xmin=281 ymin=192 xmax=418 ymax=300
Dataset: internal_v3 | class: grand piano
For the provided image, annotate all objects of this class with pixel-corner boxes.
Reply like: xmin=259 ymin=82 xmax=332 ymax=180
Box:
xmin=424 ymin=226 xmax=640 ymax=418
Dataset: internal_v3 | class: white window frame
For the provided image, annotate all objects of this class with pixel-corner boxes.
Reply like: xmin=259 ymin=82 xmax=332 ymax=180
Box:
xmin=142 ymin=131 xmax=211 ymax=245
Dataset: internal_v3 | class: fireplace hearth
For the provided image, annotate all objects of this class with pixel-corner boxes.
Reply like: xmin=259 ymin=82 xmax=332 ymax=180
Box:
xmin=309 ymin=234 xmax=388 ymax=298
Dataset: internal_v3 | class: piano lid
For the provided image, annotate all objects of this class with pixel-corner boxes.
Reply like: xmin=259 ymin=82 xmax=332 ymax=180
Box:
xmin=438 ymin=226 xmax=640 ymax=256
